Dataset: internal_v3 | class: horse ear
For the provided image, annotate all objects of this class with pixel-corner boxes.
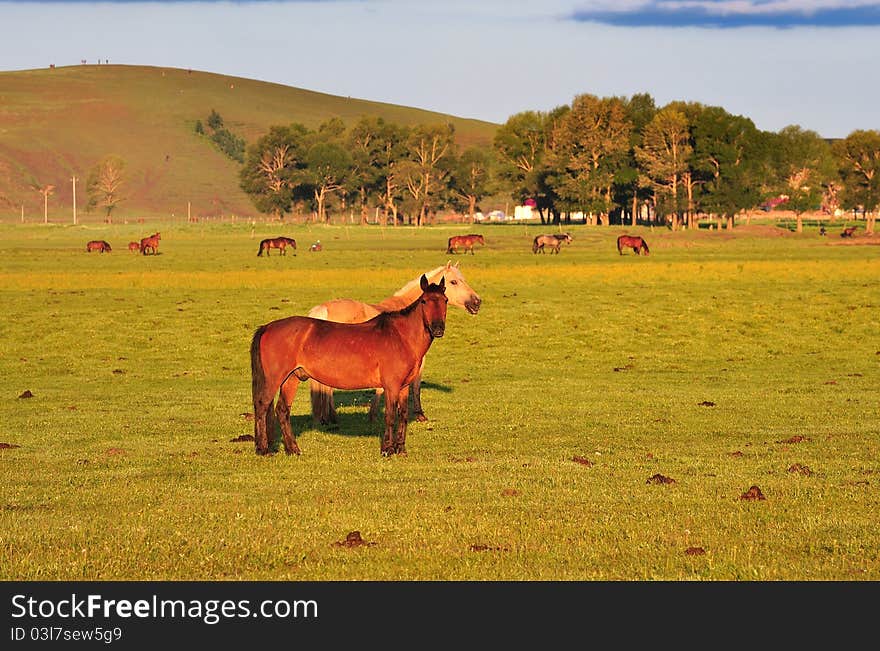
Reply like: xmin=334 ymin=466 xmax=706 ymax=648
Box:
xmin=445 ymin=259 xmax=452 ymax=268
xmin=454 ymin=261 xmax=460 ymax=268
xmin=420 ymin=274 xmax=429 ymax=291
xmin=438 ymin=276 xmax=445 ymax=291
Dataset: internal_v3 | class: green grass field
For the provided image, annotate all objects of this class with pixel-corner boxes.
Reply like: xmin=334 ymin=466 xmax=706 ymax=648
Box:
xmin=1 ymin=221 xmax=878 ymax=580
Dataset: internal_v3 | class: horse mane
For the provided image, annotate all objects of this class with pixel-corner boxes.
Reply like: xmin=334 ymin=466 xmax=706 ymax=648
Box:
xmin=391 ymin=265 xmax=447 ymax=299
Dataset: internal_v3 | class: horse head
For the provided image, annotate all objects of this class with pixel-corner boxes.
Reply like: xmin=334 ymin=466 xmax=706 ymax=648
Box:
xmin=440 ymin=262 xmax=482 ymax=315
xmin=419 ymin=274 xmax=448 ymax=338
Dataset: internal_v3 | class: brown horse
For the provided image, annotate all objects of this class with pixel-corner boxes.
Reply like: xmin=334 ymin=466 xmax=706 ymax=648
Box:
xmin=307 ymin=262 xmax=481 ymax=425
xmin=532 ymin=233 xmax=572 ymax=254
xmin=127 ymin=241 xmax=141 ymax=253
xmin=86 ymin=240 xmax=112 ymax=253
xmin=446 ymin=234 xmax=485 ymax=255
xmin=309 ymin=240 xmax=322 ymax=252
xmin=140 ymin=232 xmax=161 ymax=255
xmin=251 ymin=275 xmax=448 ymax=457
xmin=617 ymin=234 xmax=650 ymax=256
xmin=258 ymin=236 xmax=297 ymax=256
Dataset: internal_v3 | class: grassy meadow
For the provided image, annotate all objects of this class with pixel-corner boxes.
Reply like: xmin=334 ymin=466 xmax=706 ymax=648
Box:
xmin=0 ymin=220 xmax=878 ymax=580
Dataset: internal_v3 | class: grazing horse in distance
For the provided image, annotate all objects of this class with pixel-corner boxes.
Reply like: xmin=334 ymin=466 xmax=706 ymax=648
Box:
xmin=532 ymin=233 xmax=572 ymax=254
xmin=86 ymin=240 xmax=112 ymax=253
xmin=251 ymin=275 xmax=448 ymax=457
xmin=840 ymin=226 xmax=857 ymax=238
xmin=307 ymin=261 xmax=481 ymax=426
xmin=617 ymin=234 xmax=650 ymax=256
xmin=128 ymin=241 xmax=141 ymax=253
xmin=446 ymin=234 xmax=485 ymax=255
xmin=258 ymin=236 xmax=297 ymax=256
xmin=140 ymin=232 xmax=161 ymax=255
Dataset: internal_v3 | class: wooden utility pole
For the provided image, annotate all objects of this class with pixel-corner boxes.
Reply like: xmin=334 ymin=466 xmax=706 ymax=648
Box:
xmin=187 ymin=201 xmax=191 ymax=222
xmin=71 ymin=176 xmax=77 ymax=224
xmin=38 ymin=184 xmax=55 ymax=223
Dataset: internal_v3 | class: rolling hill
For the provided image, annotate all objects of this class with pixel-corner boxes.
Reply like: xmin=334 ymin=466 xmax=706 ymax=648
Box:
xmin=0 ymin=64 xmax=499 ymax=220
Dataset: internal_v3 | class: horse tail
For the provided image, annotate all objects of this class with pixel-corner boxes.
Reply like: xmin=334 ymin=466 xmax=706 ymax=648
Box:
xmin=257 ymin=241 xmax=264 ymax=257
xmin=250 ymin=325 xmax=268 ymax=407
xmin=446 ymin=237 xmax=454 ymax=254
xmin=310 ymin=381 xmax=335 ymax=425
xmin=617 ymin=236 xmax=624 ymax=254
xmin=641 ymin=239 xmax=650 ymax=255
xmin=532 ymin=236 xmax=539 ymax=253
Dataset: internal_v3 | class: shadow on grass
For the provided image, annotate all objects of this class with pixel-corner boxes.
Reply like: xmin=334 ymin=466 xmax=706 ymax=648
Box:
xmin=267 ymin=383 xmax=452 ymax=451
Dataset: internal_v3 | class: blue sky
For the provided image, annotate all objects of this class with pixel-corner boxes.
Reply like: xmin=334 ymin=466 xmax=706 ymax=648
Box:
xmin=2 ymin=1 xmax=878 ymax=137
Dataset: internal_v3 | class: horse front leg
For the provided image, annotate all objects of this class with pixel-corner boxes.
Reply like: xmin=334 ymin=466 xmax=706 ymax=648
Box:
xmin=411 ymin=357 xmax=428 ymax=422
xmin=394 ymin=385 xmax=410 ymax=455
xmin=381 ymin=388 xmax=398 ymax=457
xmin=277 ymin=379 xmax=302 ymax=455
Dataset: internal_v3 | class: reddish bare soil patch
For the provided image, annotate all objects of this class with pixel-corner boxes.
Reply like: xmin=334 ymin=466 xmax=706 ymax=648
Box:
xmin=469 ymin=543 xmax=510 ymax=552
xmin=501 ymin=488 xmax=519 ymax=497
xmin=18 ymin=390 xmax=34 ymax=399
xmin=0 ymin=442 xmax=21 ymax=450
xmin=787 ymin=463 xmax=813 ymax=476
xmin=728 ymin=450 xmax=745 ymax=457
xmin=698 ymin=400 xmax=716 ymax=407
xmin=740 ymin=485 xmax=766 ymax=501
xmin=685 ymin=547 xmax=706 ymax=556
xmin=105 ymin=448 xmax=126 ymax=456
xmin=333 ymin=531 xmax=375 ymax=548
xmin=450 ymin=456 xmax=477 ymax=463
xmin=572 ymin=455 xmax=594 ymax=467
xmin=230 ymin=434 xmax=254 ymax=443
xmin=240 ymin=412 xmax=254 ymax=421
xmin=647 ymin=473 xmax=676 ymax=485
xmin=777 ymin=435 xmax=810 ymax=444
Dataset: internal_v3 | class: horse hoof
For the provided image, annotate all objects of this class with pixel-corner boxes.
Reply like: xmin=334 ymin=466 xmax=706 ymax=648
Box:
xmin=414 ymin=413 xmax=428 ymax=422
xmin=255 ymin=448 xmax=272 ymax=456
xmin=285 ymin=447 xmax=302 ymax=456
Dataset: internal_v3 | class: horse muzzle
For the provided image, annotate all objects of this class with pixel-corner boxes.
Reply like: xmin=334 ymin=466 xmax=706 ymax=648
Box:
xmin=429 ymin=322 xmax=446 ymax=338
xmin=465 ymin=296 xmax=482 ymax=315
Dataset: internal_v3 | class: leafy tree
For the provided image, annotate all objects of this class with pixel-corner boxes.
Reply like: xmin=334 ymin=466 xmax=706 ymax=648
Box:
xmin=347 ymin=117 xmax=391 ymax=224
xmin=546 ymin=94 xmax=632 ymax=225
xmin=635 ymin=107 xmax=692 ymax=230
xmin=194 ymin=120 xmax=204 ymax=135
xmin=86 ymin=155 xmax=125 ymax=221
xmin=449 ymin=147 xmax=495 ymax=223
xmin=239 ymin=124 xmax=308 ymax=220
xmin=493 ymin=110 xmax=555 ymax=223
xmin=618 ymin=93 xmax=657 ymax=226
xmin=833 ymin=129 xmax=880 ymax=234
xmin=692 ymin=106 xmax=765 ymax=229
xmin=206 ymin=109 xmax=224 ymax=131
xmin=402 ymin=123 xmax=456 ymax=226
xmin=373 ymin=121 xmax=410 ymax=226
xmin=770 ymin=125 xmax=836 ymax=233
xmin=300 ymin=139 xmax=353 ymax=223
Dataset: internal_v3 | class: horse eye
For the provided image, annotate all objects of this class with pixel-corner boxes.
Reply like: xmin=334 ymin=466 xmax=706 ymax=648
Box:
xmin=450 ymin=280 xmax=458 ymax=285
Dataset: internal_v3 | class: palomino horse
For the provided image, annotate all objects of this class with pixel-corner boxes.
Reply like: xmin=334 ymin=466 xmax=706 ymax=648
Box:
xmin=446 ymin=234 xmax=485 ymax=255
xmin=140 ymin=232 xmax=161 ymax=255
xmin=617 ymin=234 xmax=650 ymax=256
xmin=308 ymin=261 xmax=481 ymax=425
xmin=532 ymin=233 xmax=572 ymax=254
xmin=128 ymin=241 xmax=141 ymax=253
xmin=86 ymin=240 xmax=112 ymax=253
xmin=258 ymin=237 xmax=297 ymax=256
xmin=251 ymin=275 xmax=448 ymax=456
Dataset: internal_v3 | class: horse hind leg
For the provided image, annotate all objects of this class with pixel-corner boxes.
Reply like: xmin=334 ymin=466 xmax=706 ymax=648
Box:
xmin=276 ymin=379 xmax=302 ymax=455
xmin=369 ymin=389 xmax=383 ymax=422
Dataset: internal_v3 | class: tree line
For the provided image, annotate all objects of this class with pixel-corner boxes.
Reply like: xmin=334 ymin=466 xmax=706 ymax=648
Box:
xmin=238 ymin=94 xmax=879 ymax=234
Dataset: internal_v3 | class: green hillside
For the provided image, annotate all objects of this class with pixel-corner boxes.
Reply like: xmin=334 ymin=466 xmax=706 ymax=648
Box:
xmin=0 ymin=64 xmax=498 ymax=220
